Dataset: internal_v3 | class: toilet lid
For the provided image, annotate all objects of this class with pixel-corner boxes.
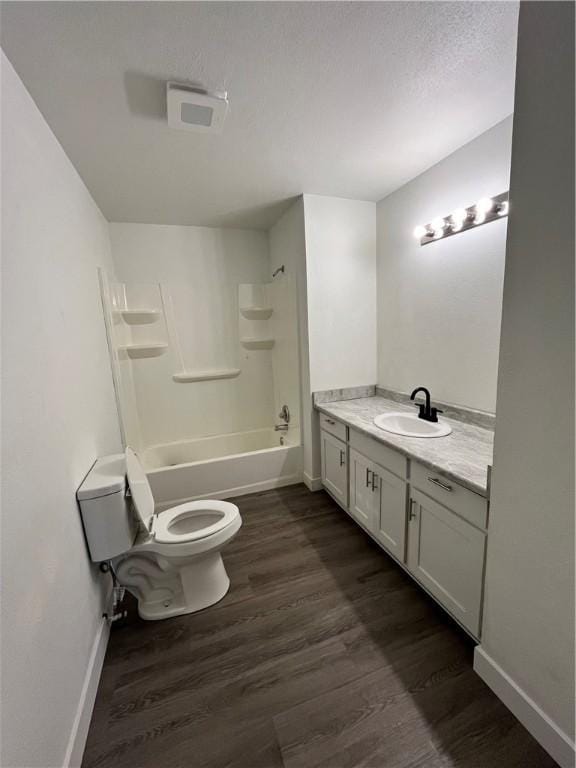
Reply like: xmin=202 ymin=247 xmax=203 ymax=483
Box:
xmin=153 ymin=500 xmax=239 ymax=544
xmin=125 ymin=447 xmax=155 ymax=527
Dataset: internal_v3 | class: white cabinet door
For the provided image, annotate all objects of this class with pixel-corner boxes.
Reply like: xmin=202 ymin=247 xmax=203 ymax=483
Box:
xmin=348 ymin=448 xmax=376 ymax=530
xmin=407 ymin=489 xmax=486 ymax=636
xmin=320 ymin=429 xmax=348 ymax=509
xmin=373 ymin=464 xmax=408 ymax=562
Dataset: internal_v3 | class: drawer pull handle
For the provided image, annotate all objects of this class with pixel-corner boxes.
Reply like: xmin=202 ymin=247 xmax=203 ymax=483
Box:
xmin=325 ymin=418 xmax=335 ymax=425
xmin=339 ymin=449 xmax=345 ymax=466
xmin=366 ymin=468 xmax=372 ymax=487
xmin=428 ymin=477 xmax=453 ymax=492
xmin=409 ymin=499 xmax=417 ymax=521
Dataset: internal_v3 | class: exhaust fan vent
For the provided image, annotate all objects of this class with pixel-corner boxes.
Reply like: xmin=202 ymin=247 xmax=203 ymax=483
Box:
xmin=167 ymin=83 xmax=228 ymax=134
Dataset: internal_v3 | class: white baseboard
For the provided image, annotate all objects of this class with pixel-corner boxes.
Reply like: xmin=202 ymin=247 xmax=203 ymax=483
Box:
xmin=474 ymin=646 xmax=575 ymax=768
xmin=303 ymin=473 xmax=323 ymax=492
xmin=64 ymin=616 xmax=110 ymax=768
xmin=156 ymin=473 xmax=303 ymax=511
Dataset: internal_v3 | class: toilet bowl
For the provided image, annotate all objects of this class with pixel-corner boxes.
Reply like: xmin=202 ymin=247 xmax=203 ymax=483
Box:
xmin=77 ymin=448 xmax=242 ymax=620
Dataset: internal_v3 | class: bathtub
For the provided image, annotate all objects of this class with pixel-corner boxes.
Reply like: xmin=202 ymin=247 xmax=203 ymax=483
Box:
xmin=143 ymin=427 xmax=303 ymax=509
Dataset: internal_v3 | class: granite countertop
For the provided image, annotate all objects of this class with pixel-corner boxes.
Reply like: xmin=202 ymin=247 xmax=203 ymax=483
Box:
xmin=315 ymin=396 xmax=494 ymax=497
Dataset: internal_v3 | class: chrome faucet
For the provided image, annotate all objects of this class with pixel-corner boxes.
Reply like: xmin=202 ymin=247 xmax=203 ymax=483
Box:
xmin=275 ymin=404 xmax=290 ymax=432
xmin=278 ymin=404 xmax=290 ymax=423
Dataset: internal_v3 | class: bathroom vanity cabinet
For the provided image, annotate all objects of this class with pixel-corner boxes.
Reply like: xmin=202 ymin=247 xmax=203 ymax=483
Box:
xmin=320 ymin=418 xmax=488 ymax=638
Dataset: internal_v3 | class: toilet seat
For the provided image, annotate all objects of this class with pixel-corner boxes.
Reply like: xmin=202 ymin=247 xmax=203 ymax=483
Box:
xmin=152 ymin=500 xmax=239 ymax=544
xmin=125 ymin=446 xmax=240 ymax=551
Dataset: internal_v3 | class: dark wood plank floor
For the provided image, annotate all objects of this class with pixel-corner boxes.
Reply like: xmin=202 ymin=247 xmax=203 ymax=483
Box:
xmin=83 ymin=484 xmax=557 ymax=768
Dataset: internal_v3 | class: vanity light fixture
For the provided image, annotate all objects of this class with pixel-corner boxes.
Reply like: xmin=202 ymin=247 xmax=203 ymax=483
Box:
xmin=413 ymin=191 xmax=509 ymax=246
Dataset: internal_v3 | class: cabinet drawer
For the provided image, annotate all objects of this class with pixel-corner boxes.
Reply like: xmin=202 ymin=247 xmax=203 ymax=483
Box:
xmin=319 ymin=413 xmax=347 ymax=442
xmin=349 ymin=429 xmax=407 ymax=479
xmin=410 ymin=462 xmax=487 ymax=530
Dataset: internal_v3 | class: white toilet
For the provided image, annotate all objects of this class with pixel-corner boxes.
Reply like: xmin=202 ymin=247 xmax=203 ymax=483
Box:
xmin=77 ymin=447 xmax=242 ymax=620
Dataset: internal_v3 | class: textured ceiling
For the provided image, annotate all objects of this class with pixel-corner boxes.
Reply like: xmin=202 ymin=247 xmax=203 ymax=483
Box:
xmin=0 ymin=1 xmax=518 ymax=229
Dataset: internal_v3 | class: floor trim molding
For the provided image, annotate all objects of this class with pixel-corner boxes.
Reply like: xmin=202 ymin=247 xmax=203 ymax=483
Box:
xmin=303 ymin=473 xmax=323 ymax=492
xmin=474 ymin=646 xmax=575 ymax=768
xmin=64 ymin=616 xmax=110 ymax=768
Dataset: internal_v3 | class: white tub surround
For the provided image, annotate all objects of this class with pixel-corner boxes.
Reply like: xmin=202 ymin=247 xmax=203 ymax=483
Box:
xmin=145 ymin=428 xmax=302 ymax=508
xmin=109 ymin=224 xmax=274 ymax=448
xmin=106 ymin=223 xmax=303 ymax=504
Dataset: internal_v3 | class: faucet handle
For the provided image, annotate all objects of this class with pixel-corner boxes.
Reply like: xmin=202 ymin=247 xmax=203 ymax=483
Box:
xmin=430 ymin=407 xmax=443 ymax=423
xmin=278 ymin=404 xmax=290 ymax=423
xmin=415 ymin=402 xmax=426 ymax=419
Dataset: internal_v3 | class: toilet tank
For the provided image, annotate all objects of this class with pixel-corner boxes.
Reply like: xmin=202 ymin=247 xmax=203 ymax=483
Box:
xmin=77 ymin=453 xmax=138 ymax=562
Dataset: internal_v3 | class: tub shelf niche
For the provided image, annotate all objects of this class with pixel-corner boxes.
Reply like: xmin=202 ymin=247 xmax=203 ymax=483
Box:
xmin=240 ymin=306 xmax=273 ymax=320
xmin=241 ymin=338 xmax=275 ymax=350
xmin=119 ymin=343 xmax=168 ymax=359
xmin=172 ymin=369 xmax=241 ymax=383
xmin=114 ymin=309 xmax=160 ymax=325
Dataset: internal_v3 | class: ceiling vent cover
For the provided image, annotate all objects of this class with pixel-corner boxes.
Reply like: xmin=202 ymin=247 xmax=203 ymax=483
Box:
xmin=167 ymin=83 xmax=228 ymax=134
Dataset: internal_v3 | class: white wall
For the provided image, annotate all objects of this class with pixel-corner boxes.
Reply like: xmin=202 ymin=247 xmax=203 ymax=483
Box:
xmin=268 ymin=266 xmax=301 ymax=434
xmin=269 ymin=198 xmax=315 ymax=483
xmin=377 ymin=117 xmax=513 ymax=412
xmin=1 ymin=53 xmax=121 ymax=767
xmin=476 ymin=4 xmax=574 ymax=765
xmin=109 ymin=224 xmax=274 ymax=448
xmin=303 ymin=195 xmax=377 ymax=393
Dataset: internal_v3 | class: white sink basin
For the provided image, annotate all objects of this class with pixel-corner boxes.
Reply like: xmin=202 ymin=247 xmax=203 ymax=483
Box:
xmin=374 ymin=412 xmax=452 ymax=438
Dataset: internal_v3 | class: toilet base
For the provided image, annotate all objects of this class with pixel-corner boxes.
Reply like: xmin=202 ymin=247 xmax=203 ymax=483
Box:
xmin=137 ymin=551 xmax=231 ymax=620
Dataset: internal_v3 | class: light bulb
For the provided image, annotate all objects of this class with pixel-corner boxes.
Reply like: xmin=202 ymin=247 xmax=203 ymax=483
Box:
xmin=431 ymin=218 xmax=446 ymax=238
xmin=476 ymin=197 xmax=494 ymax=214
xmin=413 ymin=225 xmax=427 ymax=239
xmin=475 ymin=197 xmax=493 ymax=223
xmin=497 ymin=200 xmax=509 ymax=216
xmin=450 ymin=208 xmax=467 ymax=231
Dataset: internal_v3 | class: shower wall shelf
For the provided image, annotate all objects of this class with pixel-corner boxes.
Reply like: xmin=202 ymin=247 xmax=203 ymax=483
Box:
xmin=172 ymin=368 xmax=241 ymax=383
xmin=240 ymin=306 xmax=273 ymax=320
xmin=115 ymin=309 xmax=160 ymax=324
xmin=241 ymin=338 xmax=275 ymax=350
xmin=119 ymin=343 xmax=168 ymax=359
